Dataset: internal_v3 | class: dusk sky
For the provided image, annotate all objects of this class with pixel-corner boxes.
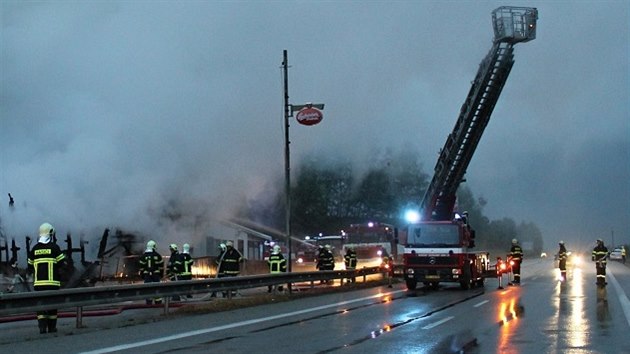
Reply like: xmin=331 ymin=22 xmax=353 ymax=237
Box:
xmin=1 ymin=1 xmax=628 ymax=252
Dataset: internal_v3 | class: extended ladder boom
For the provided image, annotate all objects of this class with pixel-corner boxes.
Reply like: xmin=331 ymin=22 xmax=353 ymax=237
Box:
xmin=421 ymin=6 xmax=537 ymax=221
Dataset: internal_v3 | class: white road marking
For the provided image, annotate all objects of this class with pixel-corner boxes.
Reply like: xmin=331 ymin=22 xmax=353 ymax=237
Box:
xmin=607 ymin=270 xmax=630 ymax=327
xmin=473 ymin=300 xmax=489 ymax=307
xmin=422 ymin=316 xmax=454 ymax=329
xmin=79 ymin=289 xmax=407 ymax=354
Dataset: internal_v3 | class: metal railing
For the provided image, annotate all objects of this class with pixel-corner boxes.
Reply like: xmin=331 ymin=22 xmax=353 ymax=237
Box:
xmin=0 ymin=267 xmax=386 ymax=323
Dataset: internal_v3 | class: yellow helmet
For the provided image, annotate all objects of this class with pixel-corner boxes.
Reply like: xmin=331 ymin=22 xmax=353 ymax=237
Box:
xmin=169 ymin=244 xmax=178 ymax=251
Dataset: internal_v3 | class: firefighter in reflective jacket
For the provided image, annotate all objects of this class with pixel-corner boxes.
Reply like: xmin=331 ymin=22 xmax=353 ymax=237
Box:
xmin=344 ymin=247 xmax=358 ymax=283
xmin=218 ymin=241 xmax=244 ymax=297
xmin=267 ymin=245 xmax=287 ymax=293
xmin=592 ymin=239 xmax=608 ymax=286
xmin=177 ymin=243 xmax=194 ymax=298
xmin=178 ymin=243 xmax=194 ymax=281
xmin=27 ymin=222 xmax=67 ymax=334
xmin=167 ymin=244 xmax=181 ymax=301
xmin=317 ymin=245 xmax=335 ymax=284
xmin=558 ymin=241 xmax=568 ymax=281
xmin=138 ymin=240 xmax=164 ymax=304
xmin=509 ymin=238 xmax=524 ymax=285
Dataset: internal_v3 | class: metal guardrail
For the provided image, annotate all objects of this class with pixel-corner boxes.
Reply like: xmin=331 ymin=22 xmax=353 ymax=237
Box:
xmin=0 ymin=267 xmax=386 ymax=318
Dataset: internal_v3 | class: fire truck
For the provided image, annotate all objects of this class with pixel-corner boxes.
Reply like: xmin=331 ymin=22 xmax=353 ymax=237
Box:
xmin=342 ymin=222 xmax=403 ymax=268
xmin=402 ymin=6 xmax=538 ymax=290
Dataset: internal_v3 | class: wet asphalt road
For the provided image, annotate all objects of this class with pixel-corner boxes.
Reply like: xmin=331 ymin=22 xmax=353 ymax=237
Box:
xmin=1 ymin=257 xmax=629 ymax=353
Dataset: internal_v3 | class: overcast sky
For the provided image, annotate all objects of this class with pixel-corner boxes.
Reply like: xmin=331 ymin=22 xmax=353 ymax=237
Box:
xmin=1 ymin=1 xmax=628 ymax=252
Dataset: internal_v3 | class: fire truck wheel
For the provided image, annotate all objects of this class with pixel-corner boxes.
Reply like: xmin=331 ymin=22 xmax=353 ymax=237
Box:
xmin=476 ymin=277 xmax=485 ymax=287
xmin=405 ymin=279 xmax=417 ymax=290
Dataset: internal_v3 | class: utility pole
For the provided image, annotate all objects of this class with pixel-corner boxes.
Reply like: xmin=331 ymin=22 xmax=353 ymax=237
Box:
xmin=281 ymin=50 xmax=324 ymax=294
xmin=282 ymin=50 xmax=292 ymax=278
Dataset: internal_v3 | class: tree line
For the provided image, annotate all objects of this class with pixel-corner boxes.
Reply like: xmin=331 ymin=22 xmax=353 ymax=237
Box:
xmin=242 ymin=147 xmax=543 ymax=255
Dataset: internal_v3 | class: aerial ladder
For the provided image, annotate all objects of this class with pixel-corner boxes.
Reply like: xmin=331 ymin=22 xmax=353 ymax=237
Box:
xmin=402 ymin=6 xmax=538 ymax=290
xmin=422 ymin=6 xmax=538 ymax=221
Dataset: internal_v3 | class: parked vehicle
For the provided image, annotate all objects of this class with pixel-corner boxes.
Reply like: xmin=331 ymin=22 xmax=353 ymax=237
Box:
xmin=609 ymin=247 xmax=623 ymax=261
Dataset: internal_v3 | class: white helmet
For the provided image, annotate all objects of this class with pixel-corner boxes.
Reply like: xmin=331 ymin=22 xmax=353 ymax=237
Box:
xmin=169 ymin=243 xmax=178 ymax=251
xmin=325 ymin=244 xmax=331 ymax=250
xmin=559 ymin=240 xmax=564 ymax=245
xmin=39 ymin=222 xmax=54 ymax=237
xmin=219 ymin=243 xmax=227 ymax=251
xmin=38 ymin=222 xmax=54 ymax=244
xmin=226 ymin=240 xmax=234 ymax=247
xmin=512 ymin=238 xmax=518 ymax=244
xmin=147 ymin=240 xmax=157 ymax=250
xmin=272 ymin=245 xmax=281 ymax=254
xmin=183 ymin=243 xmax=190 ymax=253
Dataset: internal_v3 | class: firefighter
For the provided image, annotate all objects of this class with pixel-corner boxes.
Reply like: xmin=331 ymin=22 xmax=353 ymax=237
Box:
xmin=27 ymin=222 xmax=67 ymax=334
xmin=344 ymin=246 xmax=357 ymax=283
xmin=317 ymin=244 xmax=335 ymax=284
xmin=138 ymin=240 xmax=164 ymax=304
xmin=509 ymin=238 xmax=524 ymax=285
xmin=558 ymin=241 xmax=568 ymax=282
xmin=267 ymin=245 xmax=287 ymax=293
xmin=218 ymin=241 xmax=244 ymax=297
xmin=177 ymin=243 xmax=194 ymax=298
xmin=592 ymin=239 xmax=608 ymax=286
xmin=622 ymin=246 xmax=627 ymax=264
xmin=167 ymin=244 xmax=181 ymax=301
xmin=210 ymin=243 xmax=227 ymax=298
xmin=178 ymin=243 xmax=194 ymax=281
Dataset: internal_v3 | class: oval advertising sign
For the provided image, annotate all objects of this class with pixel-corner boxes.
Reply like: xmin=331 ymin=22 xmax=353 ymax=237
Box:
xmin=295 ymin=107 xmax=323 ymax=126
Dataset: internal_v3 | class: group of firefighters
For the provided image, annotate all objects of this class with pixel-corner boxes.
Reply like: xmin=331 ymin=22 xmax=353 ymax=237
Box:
xmin=18 ymin=219 xmax=626 ymax=335
xmin=138 ymin=240 xmax=195 ymax=304
xmin=498 ymin=237 xmax=622 ymax=288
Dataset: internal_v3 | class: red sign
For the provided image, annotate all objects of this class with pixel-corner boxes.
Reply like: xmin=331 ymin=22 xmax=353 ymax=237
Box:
xmin=296 ymin=107 xmax=323 ymax=126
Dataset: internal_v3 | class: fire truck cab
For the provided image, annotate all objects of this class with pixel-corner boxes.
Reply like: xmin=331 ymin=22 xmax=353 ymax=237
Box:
xmin=403 ymin=217 xmax=489 ymax=289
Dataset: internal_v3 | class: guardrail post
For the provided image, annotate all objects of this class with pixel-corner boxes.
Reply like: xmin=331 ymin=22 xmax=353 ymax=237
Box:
xmin=76 ymin=306 xmax=83 ymax=328
xmin=164 ymin=297 xmax=170 ymax=315
xmin=363 ymin=267 xmax=367 ymax=283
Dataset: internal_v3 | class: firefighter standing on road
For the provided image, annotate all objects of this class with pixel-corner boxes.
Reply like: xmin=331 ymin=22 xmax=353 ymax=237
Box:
xmin=178 ymin=243 xmax=194 ymax=281
xmin=344 ymin=246 xmax=357 ymax=283
xmin=138 ymin=240 xmax=164 ymax=304
xmin=27 ymin=222 xmax=67 ymax=334
xmin=267 ymin=245 xmax=287 ymax=293
xmin=558 ymin=241 xmax=568 ymax=281
xmin=167 ymin=244 xmax=181 ymax=301
xmin=178 ymin=243 xmax=194 ymax=298
xmin=317 ymin=244 xmax=335 ymax=284
xmin=218 ymin=241 xmax=244 ymax=297
xmin=509 ymin=238 xmax=524 ymax=285
xmin=210 ymin=243 xmax=227 ymax=298
xmin=592 ymin=239 xmax=608 ymax=286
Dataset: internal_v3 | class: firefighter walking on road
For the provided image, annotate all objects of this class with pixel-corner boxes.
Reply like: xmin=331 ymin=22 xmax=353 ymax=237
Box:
xmin=138 ymin=240 xmax=164 ymax=304
xmin=558 ymin=241 xmax=568 ymax=282
xmin=27 ymin=222 xmax=67 ymax=334
xmin=509 ymin=238 xmax=523 ymax=285
xmin=267 ymin=245 xmax=287 ymax=293
xmin=592 ymin=239 xmax=608 ymax=286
